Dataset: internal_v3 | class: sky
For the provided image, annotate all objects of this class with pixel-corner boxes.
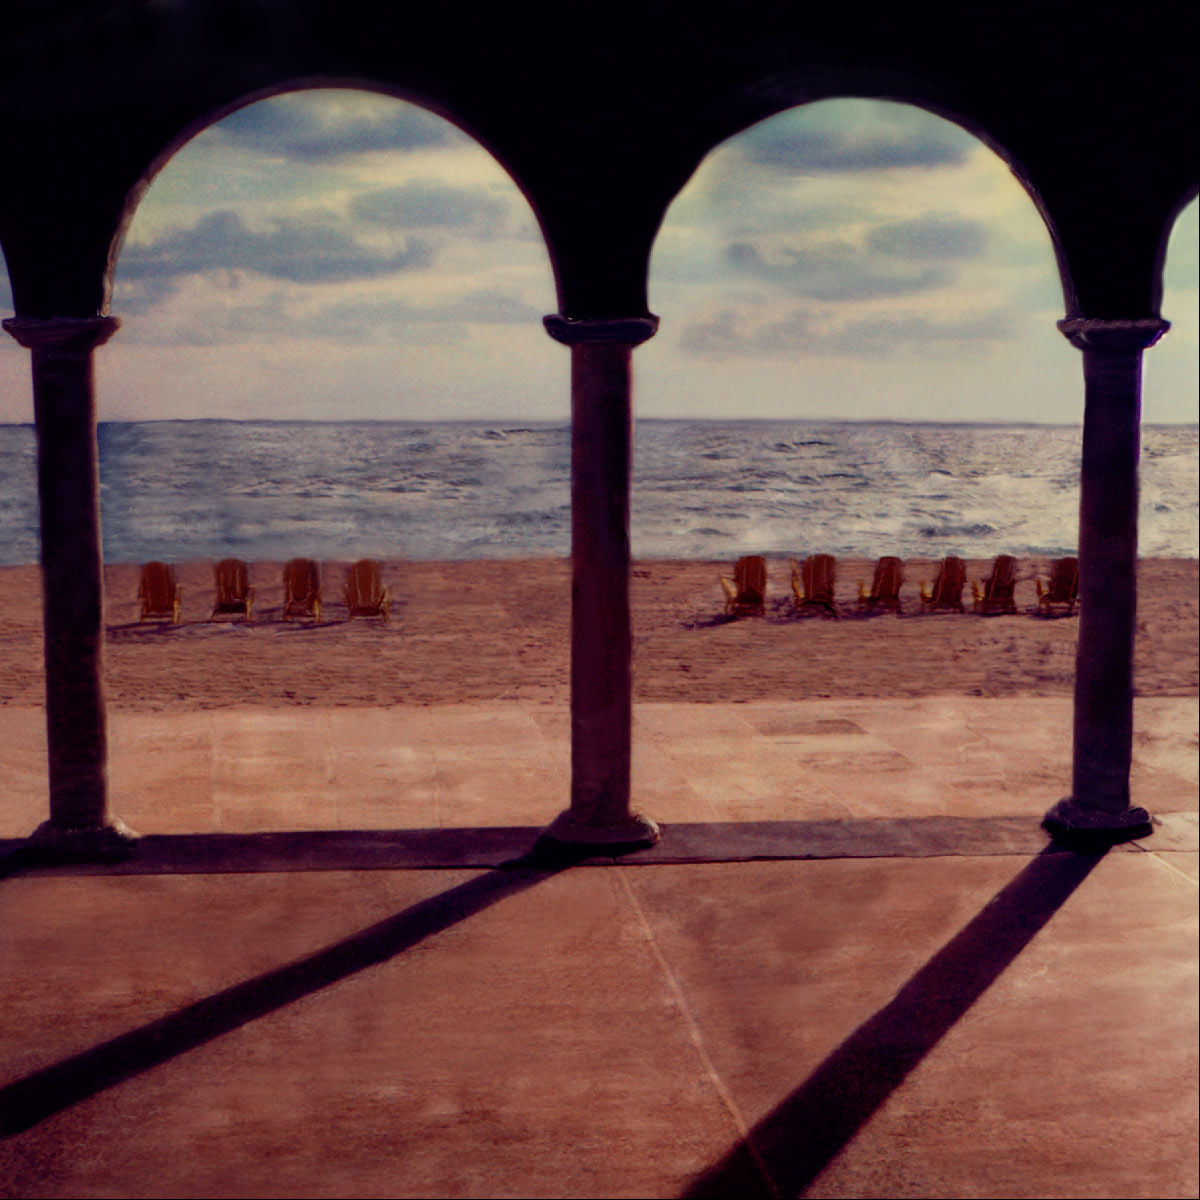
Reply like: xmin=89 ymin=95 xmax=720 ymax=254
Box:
xmin=0 ymin=89 xmax=1196 ymax=425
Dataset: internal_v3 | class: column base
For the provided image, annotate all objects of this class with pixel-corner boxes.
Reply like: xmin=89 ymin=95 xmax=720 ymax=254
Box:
xmin=1042 ymin=797 xmax=1153 ymax=846
xmin=540 ymin=809 xmax=660 ymax=849
xmin=27 ymin=816 xmax=140 ymax=861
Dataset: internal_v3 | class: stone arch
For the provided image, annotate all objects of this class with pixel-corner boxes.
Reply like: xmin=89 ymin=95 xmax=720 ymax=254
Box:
xmin=0 ymin=242 xmax=31 ymax=424
xmin=1151 ymin=186 xmax=1200 ymax=316
xmin=1 ymin=3 xmax=1192 ymax=856
xmin=1143 ymin=194 xmax=1199 ymax=426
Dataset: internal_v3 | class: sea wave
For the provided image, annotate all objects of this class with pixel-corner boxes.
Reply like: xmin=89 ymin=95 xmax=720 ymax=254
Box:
xmin=0 ymin=419 xmax=1194 ymax=563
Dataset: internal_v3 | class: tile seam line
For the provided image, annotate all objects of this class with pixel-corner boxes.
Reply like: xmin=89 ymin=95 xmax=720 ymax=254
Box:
xmin=209 ymin=709 xmax=219 ymax=830
xmin=1145 ymin=851 xmax=1200 ymax=886
xmin=428 ymin=708 xmax=444 ymax=831
xmin=614 ymin=863 xmax=782 ymax=1200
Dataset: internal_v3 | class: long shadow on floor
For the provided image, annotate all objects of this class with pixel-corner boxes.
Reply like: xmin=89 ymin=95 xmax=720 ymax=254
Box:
xmin=0 ymin=815 xmax=1066 ymax=882
xmin=682 ymin=845 xmax=1106 ymax=1199
xmin=0 ymin=840 xmax=588 ymax=1137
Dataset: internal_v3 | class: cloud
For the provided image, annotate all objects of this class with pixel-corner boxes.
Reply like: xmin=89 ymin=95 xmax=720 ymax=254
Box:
xmin=826 ymin=312 xmax=1016 ymax=356
xmin=726 ymin=240 xmax=948 ymax=300
xmin=117 ymin=210 xmax=434 ymax=286
xmin=865 ymin=215 xmax=987 ymax=260
xmin=739 ymin=124 xmax=970 ymax=175
xmin=679 ymin=306 xmax=817 ymax=355
xmin=115 ymin=286 xmax=542 ymax=345
xmin=318 ymin=289 xmax=541 ymax=335
xmin=350 ymin=181 xmax=509 ymax=236
xmin=112 ymin=274 xmax=184 ymax=315
xmin=213 ymin=94 xmax=463 ymax=161
xmin=678 ymin=306 xmax=1013 ymax=359
xmin=678 ymin=310 xmax=747 ymax=354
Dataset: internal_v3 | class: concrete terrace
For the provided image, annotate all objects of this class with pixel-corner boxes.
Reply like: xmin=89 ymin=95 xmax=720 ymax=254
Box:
xmin=1 ymin=697 xmax=1197 ymax=1198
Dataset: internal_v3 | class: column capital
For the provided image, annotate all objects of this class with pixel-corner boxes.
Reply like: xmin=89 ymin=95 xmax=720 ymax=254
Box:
xmin=543 ymin=314 xmax=659 ymax=346
xmin=1057 ymin=317 xmax=1169 ymax=352
xmin=3 ymin=315 xmax=121 ymax=352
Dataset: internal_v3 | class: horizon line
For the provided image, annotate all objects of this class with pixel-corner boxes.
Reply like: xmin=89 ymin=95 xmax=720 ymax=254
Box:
xmin=0 ymin=416 xmax=1195 ymax=430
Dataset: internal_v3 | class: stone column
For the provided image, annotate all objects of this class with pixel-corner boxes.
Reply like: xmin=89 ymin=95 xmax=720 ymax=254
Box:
xmin=541 ymin=314 xmax=660 ymax=847
xmin=3 ymin=315 xmax=136 ymax=856
xmin=1043 ymin=317 xmax=1169 ymax=843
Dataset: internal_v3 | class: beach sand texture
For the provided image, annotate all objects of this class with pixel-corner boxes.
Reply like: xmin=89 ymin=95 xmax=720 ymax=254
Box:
xmin=0 ymin=556 xmax=1194 ymax=709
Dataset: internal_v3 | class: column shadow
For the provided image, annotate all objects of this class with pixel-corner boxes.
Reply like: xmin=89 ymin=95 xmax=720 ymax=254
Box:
xmin=0 ymin=841 xmax=587 ymax=1138
xmin=682 ymin=845 xmax=1107 ymax=1199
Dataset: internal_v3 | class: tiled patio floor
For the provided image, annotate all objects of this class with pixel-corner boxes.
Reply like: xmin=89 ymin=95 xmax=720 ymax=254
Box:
xmin=0 ymin=699 xmax=1195 ymax=1198
xmin=1 ymin=697 xmax=1195 ymax=837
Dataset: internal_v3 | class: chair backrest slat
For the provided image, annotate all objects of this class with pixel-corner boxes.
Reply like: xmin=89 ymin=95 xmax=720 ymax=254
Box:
xmin=215 ymin=558 xmax=249 ymax=604
xmin=284 ymin=558 xmax=320 ymax=602
xmin=803 ymin=554 xmax=836 ymax=603
xmin=988 ymin=554 xmax=1017 ymax=599
xmin=873 ymin=556 xmax=903 ymax=601
xmin=1051 ymin=556 xmax=1079 ymax=602
xmin=935 ymin=557 xmax=965 ymax=605
xmin=735 ymin=556 xmax=766 ymax=604
xmin=140 ymin=561 xmax=176 ymax=610
xmin=347 ymin=559 xmax=382 ymax=608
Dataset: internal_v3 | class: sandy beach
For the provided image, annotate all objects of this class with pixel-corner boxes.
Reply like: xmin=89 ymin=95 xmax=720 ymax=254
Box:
xmin=0 ymin=556 xmax=1194 ymax=709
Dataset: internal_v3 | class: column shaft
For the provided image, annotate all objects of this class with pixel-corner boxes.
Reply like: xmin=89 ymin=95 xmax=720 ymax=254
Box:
xmin=1044 ymin=317 xmax=1167 ymax=842
xmin=4 ymin=316 xmax=133 ymax=853
xmin=541 ymin=314 xmax=659 ymax=847
xmin=1071 ymin=346 xmax=1142 ymax=812
xmin=569 ymin=341 xmax=634 ymax=826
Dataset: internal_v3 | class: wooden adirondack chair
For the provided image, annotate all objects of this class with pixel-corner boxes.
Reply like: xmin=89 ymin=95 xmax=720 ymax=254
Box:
xmin=211 ymin=558 xmax=254 ymax=621
xmin=343 ymin=559 xmax=390 ymax=622
xmin=282 ymin=558 xmax=322 ymax=622
xmin=973 ymin=554 xmax=1019 ymax=614
xmin=919 ymin=556 xmax=966 ymax=613
xmin=138 ymin=561 xmax=181 ymax=623
xmin=857 ymin=556 xmax=904 ymax=614
xmin=791 ymin=554 xmax=839 ymax=617
xmin=720 ymin=555 xmax=767 ymax=617
xmin=1036 ymin=556 xmax=1079 ymax=616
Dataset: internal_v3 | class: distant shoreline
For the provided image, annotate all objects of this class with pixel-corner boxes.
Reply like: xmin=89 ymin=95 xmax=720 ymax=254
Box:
xmin=1 ymin=553 xmax=1198 ymax=569
xmin=0 ymin=417 xmax=1198 ymax=430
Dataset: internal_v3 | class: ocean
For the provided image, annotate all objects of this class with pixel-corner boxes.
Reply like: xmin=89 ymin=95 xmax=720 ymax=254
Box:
xmin=0 ymin=419 xmax=1196 ymax=565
